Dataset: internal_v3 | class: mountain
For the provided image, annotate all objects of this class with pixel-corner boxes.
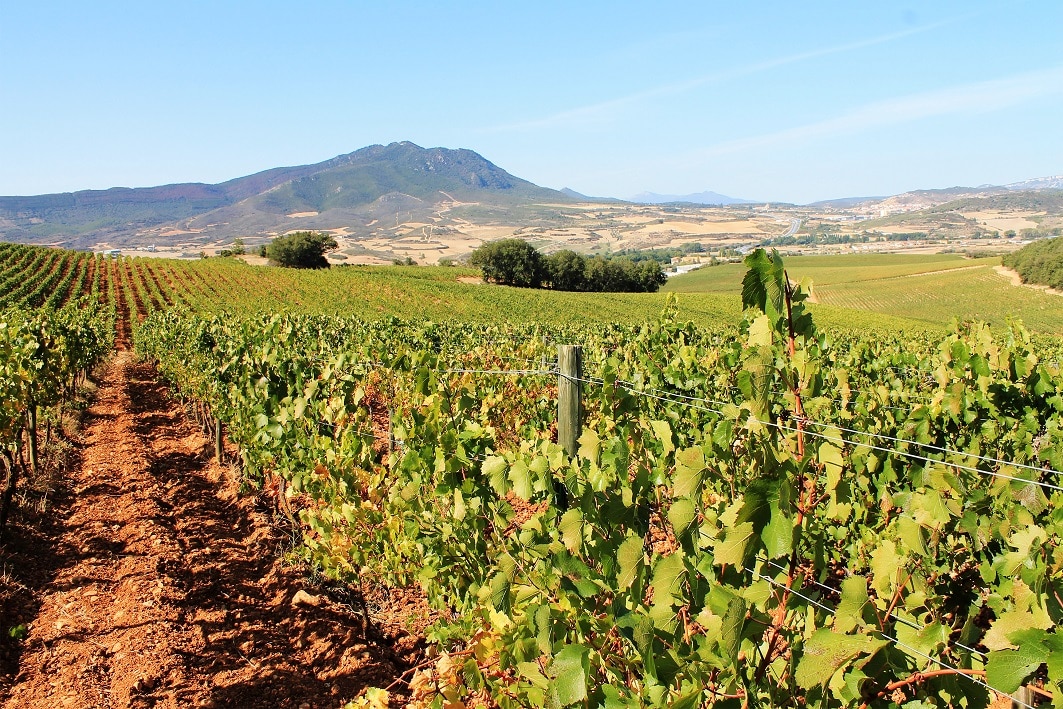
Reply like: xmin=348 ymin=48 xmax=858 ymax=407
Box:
xmin=559 ymin=187 xmax=624 ymax=203
xmin=813 ymin=176 xmax=1063 ymax=211
xmin=0 ymin=142 xmax=573 ymax=247
xmin=629 ymin=190 xmax=753 ymax=206
xmin=1006 ymin=175 xmax=1063 ymax=191
xmin=808 ymin=196 xmax=885 ymax=208
xmin=839 ymin=185 xmax=1062 ymax=216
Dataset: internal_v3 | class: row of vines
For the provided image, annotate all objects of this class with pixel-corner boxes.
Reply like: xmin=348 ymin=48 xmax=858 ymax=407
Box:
xmin=0 ymin=246 xmax=116 ymax=538
xmin=132 ymin=248 xmax=1063 ymax=708
xmin=0 ymin=300 xmax=114 ymax=536
xmin=0 ymin=243 xmax=206 ymax=321
xmin=0 ymin=243 xmax=109 ymax=310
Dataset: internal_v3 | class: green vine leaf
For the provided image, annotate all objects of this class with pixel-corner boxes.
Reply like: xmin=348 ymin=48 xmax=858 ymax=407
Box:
xmin=741 ymin=248 xmax=786 ymax=328
xmin=795 ymin=630 xmax=886 ymax=689
xmin=986 ymin=628 xmax=1049 ymax=694
xmin=668 ymin=498 xmax=698 ymax=540
xmin=834 ymin=575 xmax=871 ymax=634
xmin=714 ymin=521 xmax=755 ymax=568
xmin=559 ymin=508 xmax=584 ymax=554
xmin=547 ymin=643 xmax=590 ymax=706
xmin=616 ymin=534 xmax=645 ymax=590
xmin=673 ymin=447 xmax=706 ymax=498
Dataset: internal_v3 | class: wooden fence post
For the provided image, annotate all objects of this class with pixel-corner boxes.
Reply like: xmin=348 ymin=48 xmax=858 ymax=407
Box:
xmin=557 ymin=345 xmax=582 ymax=458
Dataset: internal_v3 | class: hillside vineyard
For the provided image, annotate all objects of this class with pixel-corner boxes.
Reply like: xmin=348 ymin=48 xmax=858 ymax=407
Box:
xmin=2 ymin=244 xmax=1063 ymax=707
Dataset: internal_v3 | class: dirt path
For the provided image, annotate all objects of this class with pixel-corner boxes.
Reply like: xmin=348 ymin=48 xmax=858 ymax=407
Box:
xmin=0 ymin=353 xmax=418 ymax=708
xmin=901 ymin=264 xmax=987 ymax=278
xmin=994 ymin=265 xmax=1063 ymax=297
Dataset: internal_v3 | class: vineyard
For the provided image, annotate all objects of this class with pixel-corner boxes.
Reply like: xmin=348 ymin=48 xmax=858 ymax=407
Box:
xmin=2 ymin=243 xmax=1063 ymax=707
xmin=0 ymin=244 xmax=943 ymax=335
xmin=665 ymin=254 xmax=1063 ymax=335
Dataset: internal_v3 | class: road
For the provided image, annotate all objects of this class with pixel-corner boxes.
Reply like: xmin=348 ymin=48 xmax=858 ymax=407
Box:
xmin=781 ymin=218 xmax=802 ymax=238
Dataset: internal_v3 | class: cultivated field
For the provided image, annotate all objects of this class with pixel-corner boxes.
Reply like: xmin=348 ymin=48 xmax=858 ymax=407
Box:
xmin=88 ymin=192 xmax=1049 ymax=267
xmin=666 ymin=253 xmax=1063 ymax=334
xmin=2 ymin=243 xmax=1063 ymax=707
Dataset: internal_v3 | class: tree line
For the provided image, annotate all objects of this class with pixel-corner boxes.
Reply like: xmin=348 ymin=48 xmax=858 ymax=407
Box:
xmin=469 ymin=239 xmax=666 ymax=292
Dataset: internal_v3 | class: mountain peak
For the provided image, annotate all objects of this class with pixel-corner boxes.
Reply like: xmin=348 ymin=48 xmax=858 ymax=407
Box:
xmin=0 ymin=142 xmax=574 ymax=247
xmin=1006 ymin=175 xmax=1063 ymax=191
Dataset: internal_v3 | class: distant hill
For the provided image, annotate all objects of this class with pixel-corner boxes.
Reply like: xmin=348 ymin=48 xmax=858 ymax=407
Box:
xmin=926 ymin=189 xmax=1063 ymax=214
xmin=629 ymin=190 xmax=753 ymax=206
xmin=1006 ymin=175 xmax=1063 ymax=191
xmin=0 ymin=142 xmax=574 ymax=248
xmin=813 ymin=175 xmax=1063 ymax=211
xmin=848 ymin=188 xmax=1063 ymax=242
xmin=809 ymin=196 xmax=885 ymax=208
xmin=865 ymin=186 xmax=1003 ymax=213
xmin=559 ymin=187 xmax=624 ymax=203
xmin=855 ymin=187 xmax=1063 ymax=219
xmin=811 ymin=189 xmax=996 ymax=211
xmin=4 ymin=147 xmax=1060 ymax=254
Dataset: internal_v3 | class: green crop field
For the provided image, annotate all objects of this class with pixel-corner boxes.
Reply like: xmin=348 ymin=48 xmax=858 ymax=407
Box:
xmin=665 ymin=253 xmax=1063 ymax=334
xmin=0 ymin=243 xmax=936 ymax=336
xmin=813 ymin=264 xmax=1063 ymax=333
xmin=105 ymin=254 xmax=933 ymax=334
xmin=665 ymin=253 xmax=997 ymax=293
xmin=0 ymin=242 xmax=1024 ymax=337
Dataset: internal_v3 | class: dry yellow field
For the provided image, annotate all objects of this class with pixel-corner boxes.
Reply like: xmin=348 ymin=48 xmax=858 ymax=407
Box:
xmin=961 ymin=210 xmax=1041 ymax=232
xmin=169 ymin=192 xmax=1055 ymax=266
xmin=632 ymin=219 xmax=767 ymax=235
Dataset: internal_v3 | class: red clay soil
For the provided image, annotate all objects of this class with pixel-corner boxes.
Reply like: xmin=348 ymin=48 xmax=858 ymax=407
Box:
xmin=0 ymin=352 xmax=423 ymax=708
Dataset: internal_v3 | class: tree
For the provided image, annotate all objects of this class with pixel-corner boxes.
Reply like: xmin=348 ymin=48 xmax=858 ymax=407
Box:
xmin=217 ymin=238 xmax=245 ymax=258
xmin=468 ymin=240 xmax=665 ymax=292
xmin=583 ymin=256 xmax=618 ymax=292
xmin=582 ymin=256 xmax=665 ymax=293
xmin=264 ymin=231 xmax=338 ymax=269
xmin=636 ymin=259 xmax=667 ymax=292
xmin=469 ymin=239 xmax=546 ymax=287
xmin=547 ymin=250 xmax=586 ymax=291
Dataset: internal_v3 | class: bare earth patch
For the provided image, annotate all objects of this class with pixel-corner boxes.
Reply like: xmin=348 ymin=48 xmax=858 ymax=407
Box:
xmin=0 ymin=353 xmax=421 ymax=708
xmin=995 ymin=265 xmax=1063 ymax=297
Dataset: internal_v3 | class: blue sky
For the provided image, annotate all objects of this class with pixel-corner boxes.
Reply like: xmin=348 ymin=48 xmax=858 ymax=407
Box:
xmin=1 ymin=1 xmax=1061 ymax=203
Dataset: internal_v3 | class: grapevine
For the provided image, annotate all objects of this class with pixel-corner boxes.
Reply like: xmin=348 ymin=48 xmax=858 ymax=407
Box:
xmin=133 ymin=249 xmax=1063 ymax=707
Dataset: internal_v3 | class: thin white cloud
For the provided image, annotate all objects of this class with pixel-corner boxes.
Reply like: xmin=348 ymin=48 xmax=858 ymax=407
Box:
xmin=488 ymin=20 xmax=957 ymax=133
xmin=699 ymin=64 xmax=1063 ymax=157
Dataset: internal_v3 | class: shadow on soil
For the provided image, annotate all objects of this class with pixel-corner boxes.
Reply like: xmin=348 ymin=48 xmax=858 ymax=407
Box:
xmin=0 ymin=485 xmax=78 ymax=686
xmin=123 ymin=361 xmax=414 ymax=706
